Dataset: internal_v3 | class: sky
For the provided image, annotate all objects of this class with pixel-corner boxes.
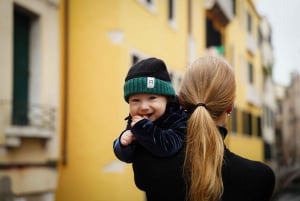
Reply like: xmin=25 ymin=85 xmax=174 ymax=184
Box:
xmin=256 ymin=0 xmax=300 ymax=86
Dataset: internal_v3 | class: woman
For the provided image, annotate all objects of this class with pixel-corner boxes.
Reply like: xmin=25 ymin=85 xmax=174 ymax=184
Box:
xmin=179 ymin=56 xmax=275 ymax=201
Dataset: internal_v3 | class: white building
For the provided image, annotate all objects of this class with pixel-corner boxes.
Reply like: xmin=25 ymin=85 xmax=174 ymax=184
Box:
xmin=0 ymin=0 xmax=60 ymax=200
xmin=259 ymin=17 xmax=277 ymax=163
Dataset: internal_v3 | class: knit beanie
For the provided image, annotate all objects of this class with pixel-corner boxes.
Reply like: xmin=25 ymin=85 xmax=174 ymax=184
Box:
xmin=124 ymin=57 xmax=176 ymax=102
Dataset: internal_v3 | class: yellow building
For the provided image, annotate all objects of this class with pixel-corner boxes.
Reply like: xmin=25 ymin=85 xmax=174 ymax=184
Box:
xmin=56 ymin=0 xmax=267 ymax=201
xmin=224 ymin=0 xmax=265 ymax=160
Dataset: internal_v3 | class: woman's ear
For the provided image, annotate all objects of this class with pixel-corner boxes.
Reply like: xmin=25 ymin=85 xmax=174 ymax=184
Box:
xmin=178 ymin=94 xmax=184 ymax=106
xmin=226 ymin=103 xmax=234 ymax=115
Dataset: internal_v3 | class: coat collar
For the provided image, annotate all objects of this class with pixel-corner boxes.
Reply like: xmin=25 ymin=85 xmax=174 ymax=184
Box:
xmin=217 ymin=126 xmax=227 ymax=139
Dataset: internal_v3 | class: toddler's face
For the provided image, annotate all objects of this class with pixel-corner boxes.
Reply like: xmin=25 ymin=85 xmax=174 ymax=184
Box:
xmin=128 ymin=94 xmax=167 ymax=121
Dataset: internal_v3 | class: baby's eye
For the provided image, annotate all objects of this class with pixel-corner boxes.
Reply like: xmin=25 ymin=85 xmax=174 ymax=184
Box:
xmin=149 ymin=96 xmax=157 ymax=100
xmin=130 ymin=98 xmax=140 ymax=102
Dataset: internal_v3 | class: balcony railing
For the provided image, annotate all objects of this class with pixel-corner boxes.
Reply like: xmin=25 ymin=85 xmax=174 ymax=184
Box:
xmin=28 ymin=104 xmax=56 ymax=131
xmin=246 ymin=33 xmax=257 ymax=55
xmin=4 ymin=104 xmax=57 ymax=147
xmin=246 ymin=84 xmax=262 ymax=107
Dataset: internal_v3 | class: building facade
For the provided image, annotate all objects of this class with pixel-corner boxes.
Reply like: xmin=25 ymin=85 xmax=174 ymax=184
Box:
xmin=56 ymin=0 xmax=272 ymax=201
xmin=0 ymin=0 xmax=60 ymax=200
xmin=274 ymin=72 xmax=300 ymax=193
xmin=0 ymin=0 xmax=275 ymax=201
xmin=259 ymin=16 xmax=277 ymax=165
xmin=223 ymin=0 xmax=267 ymax=160
xmin=282 ymin=72 xmax=300 ymax=166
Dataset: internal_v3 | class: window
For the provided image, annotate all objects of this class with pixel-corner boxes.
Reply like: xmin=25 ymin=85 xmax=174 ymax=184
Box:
xmin=206 ymin=18 xmax=222 ymax=48
xmin=12 ymin=8 xmax=32 ymax=125
xmin=264 ymin=142 xmax=272 ymax=160
xmin=242 ymin=111 xmax=252 ymax=136
xmin=132 ymin=55 xmax=140 ymax=65
xmin=263 ymin=106 xmax=267 ymax=126
xmin=258 ymin=28 xmax=262 ymax=48
xmin=232 ymin=0 xmax=236 ymax=16
xmin=137 ymin=0 xmax=156 ymax=13
xmin=247 ymin=12 xmax=252 ymax=33
xmin=268 ymin=34 xmax=272 ymax=44
xmin=168 ymin=0 xmax=177 ymax=29
xmin=257 ymin=116 xmax=262 ymax=137
xmin=130 ymin=49 xmax=148 ymax=65
xmin=230 ymin=108 xmax=237 ymax=133
xmin=187 ymin=0 xmax=192 ymax=33
xmin=270 ymin=110 xmax=274 ymax=128
xmin=264 ymin=106 xmax=274 ymax=128
xmin=248 ymin=62 xmax=253 ymax=84
xmin=8 ymin=3 xmax=59 ymax=131
xmin=168 ymin=0 xmax=174 ymax=20
xmin=146 ymin=0 xmax=153 ymax=4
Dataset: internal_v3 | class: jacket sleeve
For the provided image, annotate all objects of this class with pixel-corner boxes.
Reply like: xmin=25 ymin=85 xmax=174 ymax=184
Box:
xmin=131 ymin=110 xmax=187 ymax=157
xmin=113 ymin=130 xmax=136 ymax=163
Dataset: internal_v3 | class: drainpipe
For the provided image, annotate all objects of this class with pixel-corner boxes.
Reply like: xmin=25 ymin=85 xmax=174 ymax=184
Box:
xmin=61 ymin=0 xmax=69 ymax=165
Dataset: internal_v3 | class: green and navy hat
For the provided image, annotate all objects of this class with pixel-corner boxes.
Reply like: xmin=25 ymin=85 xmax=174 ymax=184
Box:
xmin=124 ymin=57 xmax=176 ymax=102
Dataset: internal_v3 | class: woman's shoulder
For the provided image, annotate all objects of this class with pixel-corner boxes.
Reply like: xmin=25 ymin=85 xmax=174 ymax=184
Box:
xmin=222 ymin=148 xmax=275 ymax=200
xmin=224 ymin=147 xmax=275 ymax=178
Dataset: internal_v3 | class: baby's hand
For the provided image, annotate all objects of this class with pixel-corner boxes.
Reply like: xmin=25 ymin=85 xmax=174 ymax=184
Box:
xmin=131 ymin=115 xmax=144 ymax=127
xmin=120 ymin=130 xmax=136 ymax=146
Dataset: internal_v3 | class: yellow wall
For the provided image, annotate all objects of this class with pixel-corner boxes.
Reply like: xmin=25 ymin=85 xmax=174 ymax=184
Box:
xmin=56 ymin=0 xmax=143 ymax=200
xmin=226 ymin=134 xmax=264 ymax=160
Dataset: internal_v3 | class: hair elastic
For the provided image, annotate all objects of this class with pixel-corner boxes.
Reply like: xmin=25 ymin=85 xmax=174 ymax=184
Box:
xmin=195 ymin=103 xmax=207 ymax=110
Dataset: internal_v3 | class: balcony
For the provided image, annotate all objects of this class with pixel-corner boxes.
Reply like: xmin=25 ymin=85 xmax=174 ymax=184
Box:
xmin=246 ymin=84 xmax=262 ymax=107
xmin=246 ymin=33 xmax=257 ymax=55
xmin=205 ymin=0 xmax=234 ymax=26
xmin=5 ymin=104 xmax=56 ymax=147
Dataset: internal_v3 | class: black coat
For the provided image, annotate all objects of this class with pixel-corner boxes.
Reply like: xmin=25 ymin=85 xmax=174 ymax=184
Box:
xmin=219 ymin=127 xmax=276 ymax=201
xmin=140 ymin=127 xmax=275 ymax=201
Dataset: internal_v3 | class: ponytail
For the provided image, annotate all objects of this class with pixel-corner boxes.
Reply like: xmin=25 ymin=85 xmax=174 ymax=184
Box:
xmin=179 ymin=56 xmax=236 ymax=201
xmin=184 ymin=107 xmax=223 ymax=201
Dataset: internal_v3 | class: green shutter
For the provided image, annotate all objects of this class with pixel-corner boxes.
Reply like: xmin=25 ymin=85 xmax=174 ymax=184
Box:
xmin=12 ymin=10 xmax=30 ymax=125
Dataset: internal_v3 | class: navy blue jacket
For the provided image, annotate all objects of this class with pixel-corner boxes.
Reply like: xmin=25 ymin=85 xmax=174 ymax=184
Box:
xmin=113 ymin=100 xmax=187 ymax=161
xmin=113 ymin=100 xmax=188 ymax=201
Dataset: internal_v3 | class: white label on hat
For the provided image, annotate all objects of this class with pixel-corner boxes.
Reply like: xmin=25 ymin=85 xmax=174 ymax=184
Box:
xmin=147 ymin=77 xmax=155 ymax=88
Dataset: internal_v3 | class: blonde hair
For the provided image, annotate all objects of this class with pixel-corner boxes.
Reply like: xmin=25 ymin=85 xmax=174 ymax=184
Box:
xmin=179 ymin=56 xmax=236 ymax=201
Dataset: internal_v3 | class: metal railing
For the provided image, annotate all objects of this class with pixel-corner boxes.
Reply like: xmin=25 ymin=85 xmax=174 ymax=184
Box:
xmin=0 ymin=100 xmax=57 ymax=131
xmin=28 ymin=104 xmax=57 ymax=131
